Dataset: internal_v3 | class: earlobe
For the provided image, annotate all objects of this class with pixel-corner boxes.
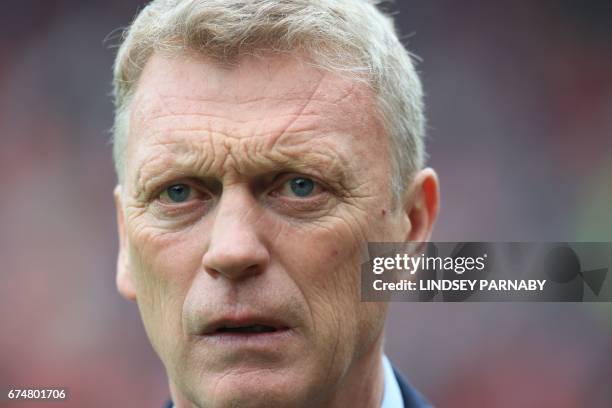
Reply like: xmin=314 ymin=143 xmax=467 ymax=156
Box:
xmin=404 ymin=168 xmax=440 ymax=242
xmin=114 ymin=185 xmax=137 ymax=302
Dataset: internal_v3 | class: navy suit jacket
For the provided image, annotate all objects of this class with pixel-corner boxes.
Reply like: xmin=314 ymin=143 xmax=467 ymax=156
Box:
xmin=164 ymin=366 xmax=430 ymax=407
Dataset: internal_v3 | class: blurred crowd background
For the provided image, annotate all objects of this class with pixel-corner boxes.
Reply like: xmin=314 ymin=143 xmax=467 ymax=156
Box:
xmin=1 ymin=0 xmax=611 ymax=407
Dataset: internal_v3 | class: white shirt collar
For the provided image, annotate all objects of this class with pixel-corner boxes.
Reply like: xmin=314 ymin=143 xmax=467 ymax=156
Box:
xmin=381 ymin=354 xmax=405 ymax=408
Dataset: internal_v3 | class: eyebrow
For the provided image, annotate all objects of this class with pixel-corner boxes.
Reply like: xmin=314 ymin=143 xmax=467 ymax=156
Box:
xmin=131 ymin=136 xmax=352 ymax=197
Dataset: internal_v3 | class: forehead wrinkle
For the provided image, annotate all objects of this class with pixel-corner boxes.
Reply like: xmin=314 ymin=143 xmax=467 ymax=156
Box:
xmin=140 ymin=98 xmax=319 ymax=127
xmin=141 ymin=112 xmax=322 ymax=140
xmin=132 ymin=68 xmax=363 ymax=146
xmin=132 ymin=136 xmax=216 ymax=195
xmin=131 ymin=110 xmax=329 ymax=186
xmin=147 ymin=129 xmax=348 ymax=182
xmin=133 ymin=67 xmax=335 ymax=129
xmin=139 ymin=92 xmax=363 ymax=128
xmin=158 ymin=94 xmax=340 ymax=109
xmin=234 ymin=128 xmax=353 ymax=185
xmin=134 ymin=90 xmax=327 ymax=147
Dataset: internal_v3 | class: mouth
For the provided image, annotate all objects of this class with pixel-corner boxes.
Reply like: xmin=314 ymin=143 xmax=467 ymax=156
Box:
xmin=197 ymin=315 xmax=298 ymax=351
xmin=202 ymin=318 xmax=291 ymax=337
xmin=215 ymin=324 xmax=282 ymax=334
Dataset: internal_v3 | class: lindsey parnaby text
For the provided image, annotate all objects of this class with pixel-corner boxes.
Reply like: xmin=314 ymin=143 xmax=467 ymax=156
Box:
xmin=372 ymin=279 xmax=547 ymax=292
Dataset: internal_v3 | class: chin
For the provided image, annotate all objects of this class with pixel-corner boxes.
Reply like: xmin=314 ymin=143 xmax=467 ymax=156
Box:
xmin=186 ymin=368 xmax=317 ymax=408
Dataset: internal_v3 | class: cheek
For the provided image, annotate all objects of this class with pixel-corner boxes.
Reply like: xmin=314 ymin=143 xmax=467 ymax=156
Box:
xmin=275 ymin=219 xmax=368 ymax=351
xmin=127 ymin=224 xmax=204 ymax=361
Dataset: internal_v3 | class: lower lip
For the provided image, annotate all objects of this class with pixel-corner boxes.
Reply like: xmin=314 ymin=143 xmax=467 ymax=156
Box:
xmin=199 ymin=328 xmax=295 ymax=347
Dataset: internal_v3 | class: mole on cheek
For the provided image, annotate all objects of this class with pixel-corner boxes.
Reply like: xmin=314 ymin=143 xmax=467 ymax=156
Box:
xmin=380 ymin=209 xmax=386 ymax=216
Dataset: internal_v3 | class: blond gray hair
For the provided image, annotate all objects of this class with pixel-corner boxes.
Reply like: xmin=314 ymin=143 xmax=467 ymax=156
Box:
xmin=112 ymin=0 xmax=425 ymax=197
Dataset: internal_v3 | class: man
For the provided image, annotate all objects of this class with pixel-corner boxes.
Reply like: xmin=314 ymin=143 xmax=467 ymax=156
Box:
xmin=111 ymin=1 xmax=439 ymax=407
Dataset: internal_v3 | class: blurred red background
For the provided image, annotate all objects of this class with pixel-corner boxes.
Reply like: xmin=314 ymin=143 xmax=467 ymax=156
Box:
xmin=1 ymin=1 xmax=611 ymax=407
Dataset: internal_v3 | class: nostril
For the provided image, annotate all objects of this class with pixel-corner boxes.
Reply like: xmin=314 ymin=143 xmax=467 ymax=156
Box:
xmin=201 ymin=220 xmax=270 ymax=279
xmin=246 ymin=264 xmax=260 ymax=273
xmin=202 ymin=266 xmax=221 ymax=279
xmin=201 ymin=248 xmax=269 ymax=280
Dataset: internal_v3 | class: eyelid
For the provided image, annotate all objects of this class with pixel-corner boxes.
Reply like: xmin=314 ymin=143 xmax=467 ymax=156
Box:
xmin=274 ymin=172 xmax=325 ymax=185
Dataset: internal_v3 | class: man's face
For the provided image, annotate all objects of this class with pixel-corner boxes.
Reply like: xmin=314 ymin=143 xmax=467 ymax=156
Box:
xmin=116 ymin=52 xmax=410 ymax=407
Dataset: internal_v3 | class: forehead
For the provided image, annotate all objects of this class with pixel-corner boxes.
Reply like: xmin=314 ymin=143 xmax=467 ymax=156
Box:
xmin=131 ymin=51 xmax=377 ymax=129
xmin=126 ymin=51 xmax=386 ymax=180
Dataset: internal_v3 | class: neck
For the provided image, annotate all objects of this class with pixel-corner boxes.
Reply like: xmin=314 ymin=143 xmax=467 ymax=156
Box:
xmin=323 ymin=340 xmax=386 ymax=408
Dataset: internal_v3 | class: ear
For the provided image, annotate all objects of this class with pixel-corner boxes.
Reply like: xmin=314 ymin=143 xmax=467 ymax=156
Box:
xmin=403 ymin=168 xmax=440 ymax=242
xmin=114 ymin=185 xmax=137 ymax=302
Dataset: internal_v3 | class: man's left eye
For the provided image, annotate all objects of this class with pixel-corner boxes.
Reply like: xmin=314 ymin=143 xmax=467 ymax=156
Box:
xmin=277 ymin=176 xmax=321 ymax=198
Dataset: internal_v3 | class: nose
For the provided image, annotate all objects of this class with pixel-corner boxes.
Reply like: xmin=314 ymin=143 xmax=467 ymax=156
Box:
xmin=202 ymin=188 xmax=270 ymax=281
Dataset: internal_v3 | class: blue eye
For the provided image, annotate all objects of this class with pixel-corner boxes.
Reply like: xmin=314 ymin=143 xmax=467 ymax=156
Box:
xmin=289 ymin=177 xmax=315 ymax=197
xmin=165 ymin=184 xmax=191 ymax=203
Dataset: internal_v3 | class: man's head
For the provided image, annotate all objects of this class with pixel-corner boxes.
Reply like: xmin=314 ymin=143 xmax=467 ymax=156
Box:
xmin=112 ymin=1 xmax=439 ymax=407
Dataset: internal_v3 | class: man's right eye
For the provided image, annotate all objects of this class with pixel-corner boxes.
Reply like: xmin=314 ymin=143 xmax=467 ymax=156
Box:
xmin=159 ymin=183 xmax=199 ymax=204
